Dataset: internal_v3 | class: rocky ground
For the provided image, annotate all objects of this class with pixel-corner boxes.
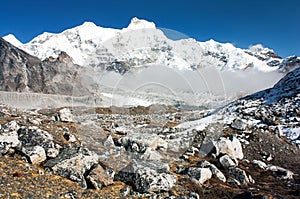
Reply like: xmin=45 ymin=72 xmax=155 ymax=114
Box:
xmin=0 ymin=99 xmax=299 ymax=198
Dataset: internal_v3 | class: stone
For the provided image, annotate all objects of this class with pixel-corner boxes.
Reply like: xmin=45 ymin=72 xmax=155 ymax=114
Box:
xmin=267 ymin=165 xmax=294 ymax=179
xmin=103 ymin=135 xmax=115 ymax=147
xmin=115 ymin=160 xmax=176 ymax=193
xmin=118 ymin=132 xmax=162 ymax=153
xmin=120 ymin=186 xmax=131 ymax=197
xmin=248 ymin=174 xmax=255 ymax=184
xmin=22 ymin=145 xmax=47 ymax=164
xmin=176 ymin=165 xmax=187 ymax=174
xmin=219 ymin=155 xmax=238 ymax=168
xmin=212 ymin=136 xmax=243 ymax=160
xmin=189 ymin=192 xmax=200 ymax=199
xmin=60 ymin=191 xmax=77 ymax=199
xmin=231 ymin=118 xmax=248 ymax=131
xmin=198 ymin=160 xmax=226 ymax=182
xmin=227 ymin=177 xmax=241 ymax=186
xmin=187 ymin=167 xmax=212 ymax=185
xmin=183 ymin=146 xmax=198 ymax=157
xmin=228 ymin=167 xmax=250 ymax=186
xmin=59 ymin=108 xmax=73 ymax=122
xmin=275 ymin=126 xmax=284 ymax=137
xmin=45 ymin=145 xmax=99 ymax=189
xmin=0 ymin=121 xmax=21 ymax=155
xmin=157 ymin=138 xmax=168 ymax=150
xmin=27 ymin=117 xmax=42 ymax=125
xmin=252 ymin=160 xmax=268 ymax=170
xmin=142 ymin=147 xmax=163 ymax=161
xmin=18 ymin=126 xmax=61 ymax=159
xmin=86 ymin=165 xmax=114 ymax=189
xmin=106 ymin=168 xmax=115 ymax=179
xmin=98 ymin=146 xmax=130 ymax=173
xmin=63 ymin=132 xmax=77 ymax=143
xmin=191 ymin=129 xmax=206 ymax=148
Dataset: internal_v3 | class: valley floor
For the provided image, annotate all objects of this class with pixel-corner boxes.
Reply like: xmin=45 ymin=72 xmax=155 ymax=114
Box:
xmin=0 ymin=104 xmax=299 ymax=198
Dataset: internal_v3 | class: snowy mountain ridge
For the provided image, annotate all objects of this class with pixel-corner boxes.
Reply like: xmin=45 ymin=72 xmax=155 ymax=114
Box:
xmin=3 ymin=17 xmax=298 ymax=73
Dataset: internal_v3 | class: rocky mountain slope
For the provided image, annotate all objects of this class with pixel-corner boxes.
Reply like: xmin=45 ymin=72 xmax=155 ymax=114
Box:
xmin=4 ymin=18 xmax=300 ymax=74
xmin=0 ymin=38 xmax=98 ymax=98
xmin=179 ymin=67 xmax=300 ymax=145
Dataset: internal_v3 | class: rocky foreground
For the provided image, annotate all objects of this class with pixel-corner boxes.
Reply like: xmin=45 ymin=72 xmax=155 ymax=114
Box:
xmin=0 ymin=68 xmax=299 ymax=199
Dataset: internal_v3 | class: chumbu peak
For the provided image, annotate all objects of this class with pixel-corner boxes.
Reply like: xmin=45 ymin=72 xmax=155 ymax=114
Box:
xmin=126 ymin=17 xmax=156 ymax=30
xmin=79 ymin=21 xmax=98 ymax=28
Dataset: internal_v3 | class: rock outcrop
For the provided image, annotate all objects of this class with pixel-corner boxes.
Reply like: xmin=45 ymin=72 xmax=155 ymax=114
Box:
xmin=0 ymin=38 xmax=88 ymax=96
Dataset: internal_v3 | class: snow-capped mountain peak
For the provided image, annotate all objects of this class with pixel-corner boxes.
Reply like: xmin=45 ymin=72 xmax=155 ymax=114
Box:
xmin=2 ymin=17 xmax=299 ymax=73
xmin=126 ymin=17 xmax=156 ymax=30
xmin=79 ymin=21 xmax=98 ymax=28
xmin=2 ymin=34 xmax=23 ymax=47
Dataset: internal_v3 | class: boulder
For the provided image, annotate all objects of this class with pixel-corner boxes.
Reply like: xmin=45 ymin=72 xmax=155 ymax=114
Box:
xmin=219 ymin=155 xmax=238 ymax=168
xmin=120 ymin=186 xmax=131 ymax=197
xmin=142 ymin=147 xmax=163 ymax=161
xmin=198 ymin=160 xmax=226 ymax=182
xmin=187 ymin=167 xmax=212 ymax=184
xmin=45 ymin=145 xmax=99 ymax=189
xmin=59 ymin=108 xmax=73 ymax=122
xmin=228 ymin=167 xmax=250 ymax=186
xmin=118 ymin=132 xmax=163 ymax=153
xmin=267 ymin=165 xmax=294 ymax=179
xmin=182 ymin=146 xmax=199 ymax=158
xmin=0 ymin=121 xmax=21 ymax=155
xmin=190 ymin=192 xmax=200 ymax=199
xmin=63 ymin=132 xmax=77 ymax=143
xmin=115 ymin=160 xmax=176 ymax=193
xmin=103 ymin=135 xmax=115 ymax=147
xmin=231 ymin=118 xmax=248 ymax=131
xmin=212 ymin=136 xmax=243 ymax=160
xmin=18 ymin=126 xmax=61 ymax=159
xmin=98 ymin=147 xmax=130 ymax=173
xmin=22 ymin=145 xmax=46 ymax=164
xmin=252 ymin=160 xmax=268 ymax=170
xmin=86 ymin=165 xmax=114 ymax=189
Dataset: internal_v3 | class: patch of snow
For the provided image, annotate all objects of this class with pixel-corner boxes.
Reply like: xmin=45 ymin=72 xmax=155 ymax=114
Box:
xmin=283 ymin=127 xmax=300 ymax=145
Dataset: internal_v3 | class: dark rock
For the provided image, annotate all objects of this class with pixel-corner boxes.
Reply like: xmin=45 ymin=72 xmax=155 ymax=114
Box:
xmin=233 ymin=191 xmax=270 ymax=199
xmin=45 ymin=145 xmax=99 ymax=189
xmin=18 ymin=126 xmax=61 ymax=159
xmin=189 ymin=192 xmax=200 ymax=199
xmin=228 ymin=167 xmax=250 ymax=186
xmin=120 ymin=186 xmax=131 ymax=197
xmin=191 ymin=129 xmax=206 ymax=148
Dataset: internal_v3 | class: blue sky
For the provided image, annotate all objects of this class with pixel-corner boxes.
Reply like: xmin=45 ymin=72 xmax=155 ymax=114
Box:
xmin=1 ymin=0 xmax=299 ymax=57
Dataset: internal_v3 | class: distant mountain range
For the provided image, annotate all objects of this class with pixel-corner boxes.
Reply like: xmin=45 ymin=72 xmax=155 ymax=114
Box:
xmin=3 ymin=17 xmax=299 ymax=74
xmin=1 ymin=17 xmax=299 ymax=108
